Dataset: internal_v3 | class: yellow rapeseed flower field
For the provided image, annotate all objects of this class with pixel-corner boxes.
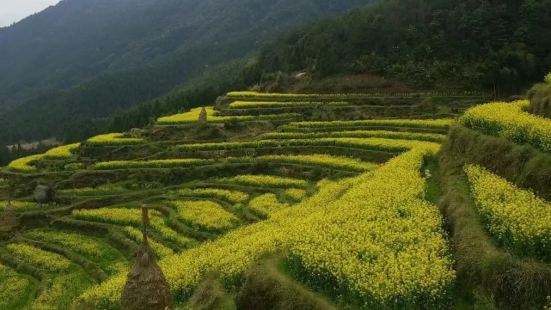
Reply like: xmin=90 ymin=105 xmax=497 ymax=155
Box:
xmin=87 ymin=133 xmax=144 ymax=145
xmin=460 ymin=100 xmax=551 ymax=152
xmin=44 ymin=143 xmax=80 ymax=158
xmin=172 ymin=200 xmax=240 ymax=231
xmin=465 ymin=164 xmax=551 ymax=258
xmin=77 ymin=142 xmax=454 ymax=308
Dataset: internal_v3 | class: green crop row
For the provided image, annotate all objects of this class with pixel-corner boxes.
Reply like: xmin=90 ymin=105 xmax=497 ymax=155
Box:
xmin=156 ymin=106 xmax=299 ymax=125
xmin=285 ymin=118 xmax=453 ymax=130
xmin=0 ymin=263 xmax=34 ymax=309
xmin=261 ymin=130 xmax=446 ymax=143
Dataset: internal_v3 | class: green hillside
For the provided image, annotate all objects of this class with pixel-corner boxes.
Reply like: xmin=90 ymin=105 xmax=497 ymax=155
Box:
xmin=0 ymin=0 xmax=374 ymax=145
xmin=1 ymin=83 xmax=550 ymax=309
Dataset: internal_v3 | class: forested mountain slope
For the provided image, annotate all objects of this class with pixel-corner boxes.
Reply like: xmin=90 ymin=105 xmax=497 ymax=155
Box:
xmin=251 ymin=0 xmax=551 ymax=93
xmin=0 ymin=0 xmax=373 ymax=144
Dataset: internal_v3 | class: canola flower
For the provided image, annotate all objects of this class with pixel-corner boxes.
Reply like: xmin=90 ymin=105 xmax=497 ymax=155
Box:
xmin=32 ymin=269 xmax=93 ymax=310
xmin=6 ymin=143 xmax=80 ymax=172
xmin=465 ymin=165 xmax=551 ymax=258
xmin=44 ymin=143 xmax=80 ymax=159
xmin=257 ymin=154 xmax=377 ymax=172
xmin=7 ymin=154 xmax=44 ymax=172
xmin=72 ymin=208 xmax=193 ymax=247
xmin=77 ymin=142 xmax=454 ymax=309
xmin=87 ymin=133 xmax=144 ymax=145
xmin=248 ymin=193 xmax=289 ymax=217
xmin=6 ymin=243 xmax=71 ymax=272
xmin=0 ymin=263 xmax=33 ymax=309
xmin=156 ymin=107 xmax=299 ymax=125
xmin=285 ymin=119 xmax=453 ymax=130
xmin=177 ymin=188 xmax=249 ymax=204
xmin=92 ymin=137 xmax=416 ymax=171
xmin=284 ymin=188 xmax=307 ymax=201
xmin=172 ymin=200 xmax=240 ymax=231
xmin=218 ymin=174 xmax=309 ymax=189
xmin=25 ymin=230 xmax=107 ymax=258
xmin=460 ymin=100 xmax=551 ymax=153
xmin=262 ymin=130 xmax=446 ymax=143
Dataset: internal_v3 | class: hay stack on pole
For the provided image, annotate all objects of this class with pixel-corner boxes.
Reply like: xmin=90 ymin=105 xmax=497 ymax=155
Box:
xmin=198 ymin=107 xmax=208 ymax=124
xmin=121 ymin=206 xmax=173 ymax=310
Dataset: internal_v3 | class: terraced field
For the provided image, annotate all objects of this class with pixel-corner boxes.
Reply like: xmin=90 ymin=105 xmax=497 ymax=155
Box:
xmin=1 ymin=91 xmax=550 ymax=309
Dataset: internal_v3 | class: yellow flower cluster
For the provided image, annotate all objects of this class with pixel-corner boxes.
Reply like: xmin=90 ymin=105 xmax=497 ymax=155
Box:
xmin=248 ymin=193 xmax=289 ymax=217
xmin=262 ymin=130 xmax=446 ymax=142
xmin=218 ymin=174 xmax=309 ymax=189
xmin=172 ymin=200 xmax=240 ymax=231
xmin=284 ymin=188 xmax=307 ymax=201
xmin=257 ymin=154 xmax=377 ymax=172
xmin=229 ymin=100 xmax=348 ymax=108
xmin=6 ymin=143 xmax=80 ymax=172
xmin=0 ymin=263 xmax=33 ymax=309
xmin=157 ymin=107 xmax=299 ymax=125
xmin=286 ymin=118 xmax=453 ymax=130
xmin=465 ymin=165 xmax=551 ymax=258
xmin=87 ymin=133 xmax=144 ymax=145
xmin=6 ymin=243 xmax=71 ymax=272
xmin=460 ymin=100 xmax=551 ymax=152
xmin=123 ymin=226 xmax=174 ymax=258
xmin=287 ymin=147 xmax=454 ymax=306
xmin=77 ymin=142 xmax=453 ymax=308
xmin=72 ymin=208 xmax=193 ymax=247
xmin=7 ymin=154 xmax=44 ymax=172
xmin=44 ymin=143 xmax=81 ymax=158
xmin=177 ymin=188 xmax=249 ymax=204
xmin=25 ymin=230 xmax=106 ymax=258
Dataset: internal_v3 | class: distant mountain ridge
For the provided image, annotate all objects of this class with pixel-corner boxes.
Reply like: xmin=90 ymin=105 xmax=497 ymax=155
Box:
xmin=0 ymin=0 xmax=374 ymax=144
